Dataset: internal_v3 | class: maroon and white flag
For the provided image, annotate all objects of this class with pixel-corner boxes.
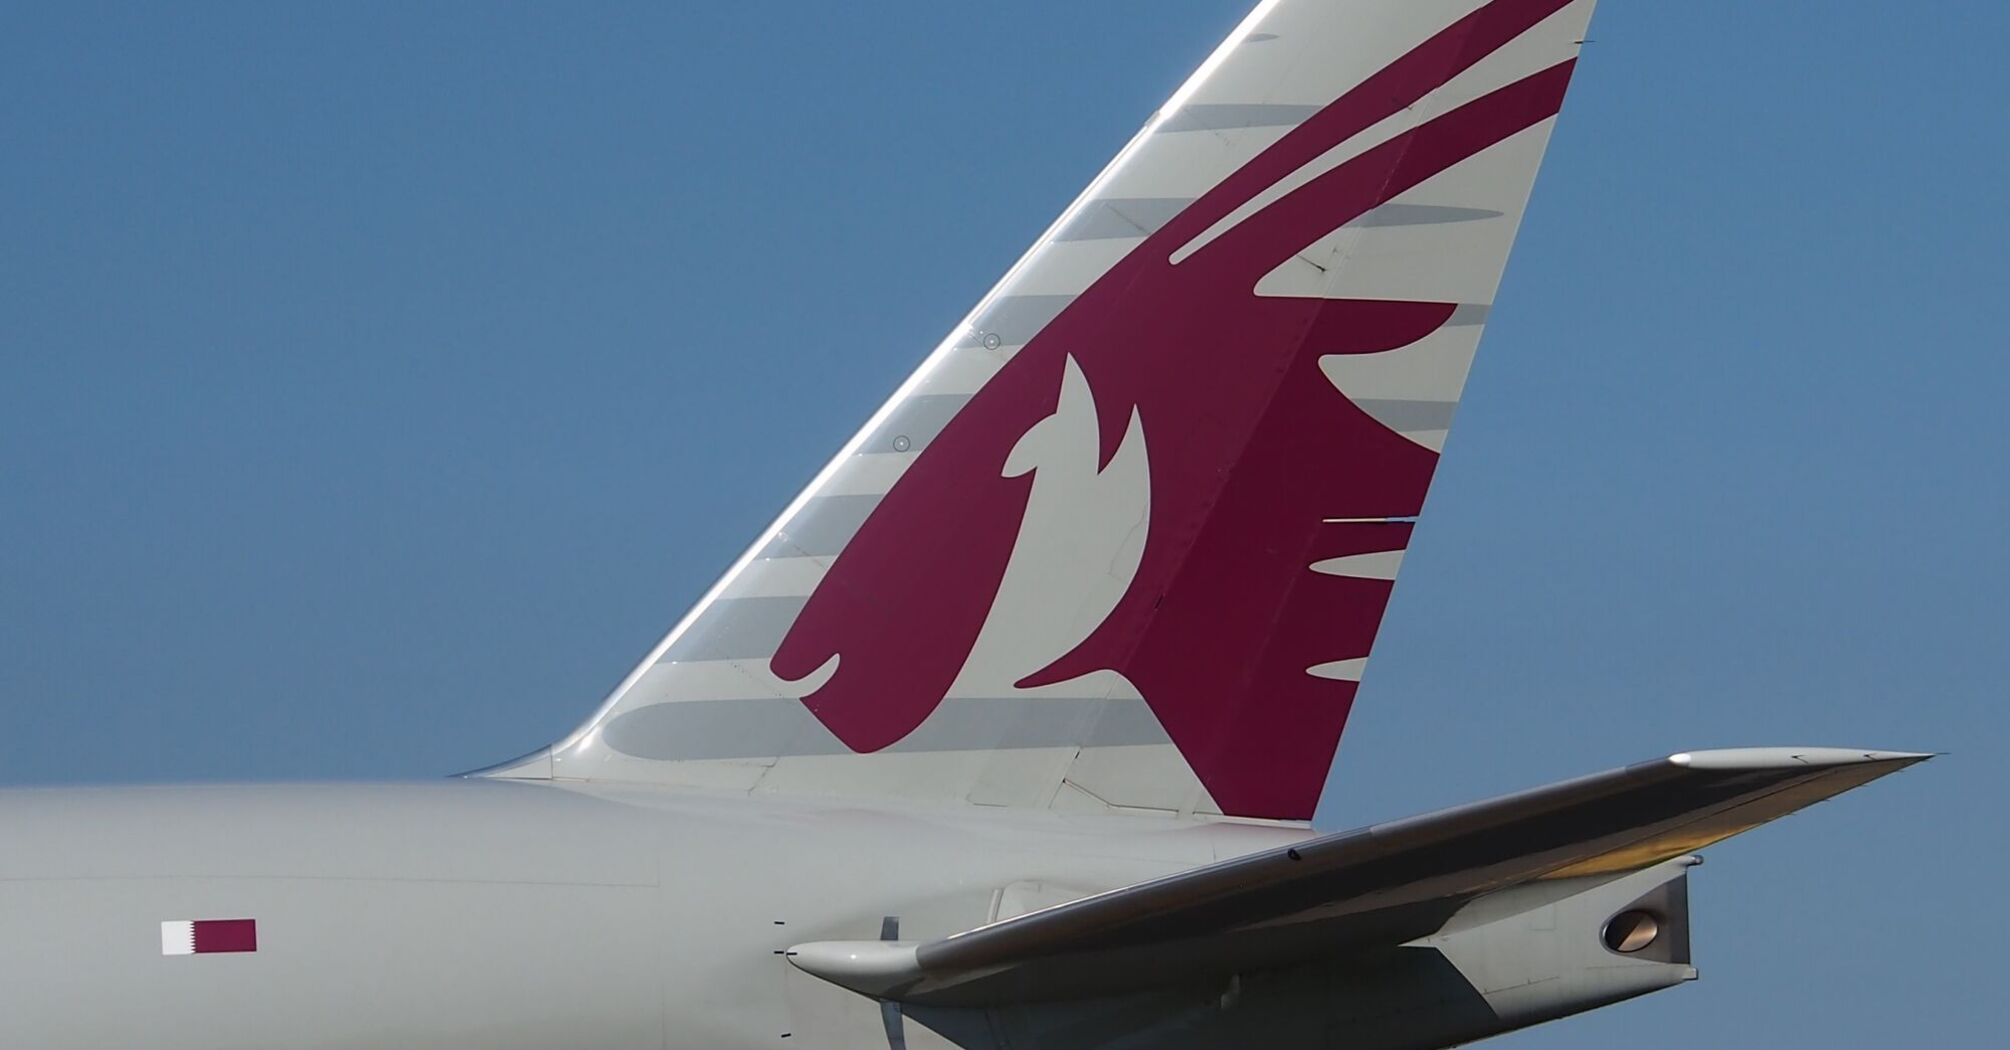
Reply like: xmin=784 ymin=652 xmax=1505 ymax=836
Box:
xmin=160 ymin=919 xmax=257 ymax=955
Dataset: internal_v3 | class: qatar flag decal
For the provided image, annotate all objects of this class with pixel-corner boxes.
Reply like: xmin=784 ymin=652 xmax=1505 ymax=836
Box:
xmin=160 ymin=919 xmax=258 ymax=956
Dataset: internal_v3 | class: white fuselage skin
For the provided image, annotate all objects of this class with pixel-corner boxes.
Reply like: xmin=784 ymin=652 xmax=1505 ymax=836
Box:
xmin=0 ymin=780 xmax=1310 ymax=1049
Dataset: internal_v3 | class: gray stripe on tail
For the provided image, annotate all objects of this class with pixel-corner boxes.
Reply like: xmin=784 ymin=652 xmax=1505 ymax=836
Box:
xmin=1349 ymin=204 xmax=1504 ymax=227
xmin=1159 ymin=103 xmax=1321 ymax=132
xmin=863 ymin=394 xmax=967 ymax=455
xmin=602 ymin=696 xmax=1169 ymax=761
xmin=1055 ymin=198 xmax=1195 ymax=242
xmin=659 ymin=597 xmax=807 ymax=663
xmin=956 ymin=295 xmax=1074 ymax=349
xmin=757 ymin=495 xmax=881 ymax=560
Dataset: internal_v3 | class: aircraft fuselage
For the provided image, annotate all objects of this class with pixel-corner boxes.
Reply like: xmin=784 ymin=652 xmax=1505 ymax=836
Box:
xmin=0 ymin=780 xmax=1696 ymax=1049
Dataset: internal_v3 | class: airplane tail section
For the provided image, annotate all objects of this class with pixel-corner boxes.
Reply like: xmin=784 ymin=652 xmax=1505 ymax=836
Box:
xmin=485 ymin=0 xmax=1602 ymax=820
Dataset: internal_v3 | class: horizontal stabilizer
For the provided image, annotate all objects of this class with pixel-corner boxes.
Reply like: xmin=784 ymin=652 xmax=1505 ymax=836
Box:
xmin=788 ymin=748 xmax=1928 ymax=1004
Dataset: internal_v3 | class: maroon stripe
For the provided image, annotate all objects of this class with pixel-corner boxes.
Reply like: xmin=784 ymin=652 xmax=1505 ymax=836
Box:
xmin=192 ymin=918 xmax=258 ymax=954
xmin=1194 ymin=60 xmax=1579 ymax=271
xmin=1163 ymin=0 xmax=1578 ymax=247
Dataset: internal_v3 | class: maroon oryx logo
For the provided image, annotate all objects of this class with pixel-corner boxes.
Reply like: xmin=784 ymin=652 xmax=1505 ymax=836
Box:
xmin=772 ymin=0 xmax=1579 ymax=818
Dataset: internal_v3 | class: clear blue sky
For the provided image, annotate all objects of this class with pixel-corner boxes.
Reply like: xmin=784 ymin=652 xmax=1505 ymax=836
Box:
xmin=2 ymin=2 xmax=1999 ymax=1044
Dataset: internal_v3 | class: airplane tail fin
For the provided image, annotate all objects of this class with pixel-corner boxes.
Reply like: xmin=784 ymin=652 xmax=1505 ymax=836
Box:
xmin=484 ymin=0 xmax=1602 ymax=820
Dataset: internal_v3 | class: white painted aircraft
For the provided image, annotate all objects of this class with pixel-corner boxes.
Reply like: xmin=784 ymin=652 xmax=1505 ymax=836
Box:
xmin=0 ymin=1 xmax=1929 ymax=1047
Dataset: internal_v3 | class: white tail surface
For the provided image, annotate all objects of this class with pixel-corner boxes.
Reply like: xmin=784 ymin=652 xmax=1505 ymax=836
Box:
xmin=485 ymin=0 xmax=1601 ymax=821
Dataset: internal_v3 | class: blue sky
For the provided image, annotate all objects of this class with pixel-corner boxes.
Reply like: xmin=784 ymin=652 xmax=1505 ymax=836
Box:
xmin=2 ymin=2 xmax=1999 ymax=1044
